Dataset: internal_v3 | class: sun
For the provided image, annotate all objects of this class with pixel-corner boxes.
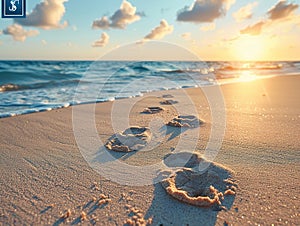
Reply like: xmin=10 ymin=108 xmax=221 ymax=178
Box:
xmin=234 ymin=36 xmax=265 ymax=61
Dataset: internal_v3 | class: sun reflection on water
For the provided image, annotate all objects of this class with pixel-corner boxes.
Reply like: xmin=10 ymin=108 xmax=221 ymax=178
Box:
xmin=238 ymin=69 xmax=257 ymax=82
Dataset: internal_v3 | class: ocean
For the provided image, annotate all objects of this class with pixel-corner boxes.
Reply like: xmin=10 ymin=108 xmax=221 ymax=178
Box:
xmin=0 ymin=60 xmax=299 ymax=118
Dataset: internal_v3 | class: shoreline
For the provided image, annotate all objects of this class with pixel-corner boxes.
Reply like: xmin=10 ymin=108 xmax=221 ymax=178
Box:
xmin=0 ymin=74 xmax=299 ymax=225
xmin=1 ymin=73 xmax=299 ymax=119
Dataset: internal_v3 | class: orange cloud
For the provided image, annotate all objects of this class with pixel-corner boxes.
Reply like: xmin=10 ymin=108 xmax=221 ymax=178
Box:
xmin=240 ymin=21 xmax=265 ymax=35
xmin=233 ymin=2 xmax=258 ymax=22
xmin=144 ymin=20 xmax=173 ymax=40
xmin=240 ymin=1 xmax=299 ymax=36
xmin=92 ymin=32 xmax=110 ymax=47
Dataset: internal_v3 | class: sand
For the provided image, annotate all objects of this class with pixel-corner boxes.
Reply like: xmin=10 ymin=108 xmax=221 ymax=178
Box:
xmin=161 ymin=152 xmax=237 ymax=209
xmin=0 ymin=75 xmax=299 ymax=225
xmin=160 ymin=99 xmax=179 ymax=105
xmin=105 ymin=126 xmax=152 ymax=152
xmin=166 ymin=115 xmax=204 ymax=128
xmin=141 ymin=107 xmax=164 ymax=114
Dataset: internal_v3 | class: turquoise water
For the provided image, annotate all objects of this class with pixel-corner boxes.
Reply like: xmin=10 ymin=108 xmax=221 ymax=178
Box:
xmin=0 ymin=60 xmax=299 ymax=118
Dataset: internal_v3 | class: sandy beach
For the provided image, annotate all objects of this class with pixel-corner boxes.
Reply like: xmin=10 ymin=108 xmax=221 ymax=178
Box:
xmin=0 ymin=75 xmax=299 ymax=225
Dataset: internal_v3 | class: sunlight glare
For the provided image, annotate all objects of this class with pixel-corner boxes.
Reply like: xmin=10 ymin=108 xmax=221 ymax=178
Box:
xmin=235 ymin=36 xmax=265 ymax=61
xmin=239 ymin=70 xmax=256 ymax=82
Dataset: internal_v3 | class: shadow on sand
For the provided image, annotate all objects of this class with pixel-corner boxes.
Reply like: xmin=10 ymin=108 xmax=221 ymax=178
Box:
xmin=144 ymin=152 xmax=236 ymax=226
xmin=163 ymin=125 xmax=189 ymax=141
xmin=144 ymin=182 xmax=235 ymax=226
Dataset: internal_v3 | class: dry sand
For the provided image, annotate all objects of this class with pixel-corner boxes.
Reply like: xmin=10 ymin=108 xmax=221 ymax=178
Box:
xmin=0 ymin=75 xmax=299 ymax=225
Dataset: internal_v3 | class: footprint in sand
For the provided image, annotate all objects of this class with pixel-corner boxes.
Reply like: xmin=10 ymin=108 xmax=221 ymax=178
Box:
xmin=167 ymin=115 xmax=204 ymax=128
xmin=161 ymin=152 xmax=237 ymax=209
xmin=141 ymin=106 xmax=164 ymax=114
xmin=160 ymin=99 xmax=178 ymax=105
xmin=162 ymin=94 xmax=174 ymax=98
xmin=105 ymin=127 xmax=151 ymax=152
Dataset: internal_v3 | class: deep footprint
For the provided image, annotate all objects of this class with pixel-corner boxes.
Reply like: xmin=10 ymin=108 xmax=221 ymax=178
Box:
xmin=141 ymin=106 xmax=164 ymax=114
xmin=167 ymin=115 xmax=204 ymax=128
xmin=161 ymin=152 xmax=237 ymax=208
xmin=105 ymin=127 xmax=152 ymax=152
xmin=160 ymin=99 xmax=178 ymax=105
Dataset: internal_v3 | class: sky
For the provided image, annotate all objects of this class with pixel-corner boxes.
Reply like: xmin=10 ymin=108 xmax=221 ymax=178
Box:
xmin=0 ymin=0 xmax=299 ymax=61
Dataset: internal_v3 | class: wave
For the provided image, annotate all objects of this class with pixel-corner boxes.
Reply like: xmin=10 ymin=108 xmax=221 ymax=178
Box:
xmin=0 ymin=60 xmax=299 ymax=119
xmin=0 ymin=70 xmax=82 ymax=84
xmin=218 ymin=63 xmax=283 ymax=71
xmin=130 ymin=65 xmax=151 ymax=72
xmin=162 ymin=69 xmax=187 ymax=73
xmin=0 ymin=79 xmax=82 ymax=93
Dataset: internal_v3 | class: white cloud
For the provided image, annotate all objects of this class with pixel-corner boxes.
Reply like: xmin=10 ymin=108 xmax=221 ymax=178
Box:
xmin=233 ymin=2 xmax=258 ymax=22
xmin=144 ymin=19 xmax=173 ymax=40
xmin=177 ymin=0 xmax=236 ymax=23
xmin=2 ymin=24 xmax=39 ymax=41
xmin=92 ymin=0 xmax=141 ymax=29
xmin=14 ymin=0 xmax=68 ymax=30
xmin=200 ymin=22 xmax=216 ymax=31
xmin=41 ymin=39 xmax=47 ymax=45
xmin=92 ymin=32 xmax=110 ymax=47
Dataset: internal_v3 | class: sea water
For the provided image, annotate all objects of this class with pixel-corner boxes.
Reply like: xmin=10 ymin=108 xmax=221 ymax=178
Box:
xmin=0 ymin=61 xmax=299 ymax=118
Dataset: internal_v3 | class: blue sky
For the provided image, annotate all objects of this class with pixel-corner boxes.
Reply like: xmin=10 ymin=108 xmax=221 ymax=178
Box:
xmin=0 ymin=0 xmax=299 ymax=60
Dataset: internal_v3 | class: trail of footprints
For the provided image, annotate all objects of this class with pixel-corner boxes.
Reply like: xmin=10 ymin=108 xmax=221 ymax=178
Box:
xmin=49 ymin=94 xmax=235 ymax=225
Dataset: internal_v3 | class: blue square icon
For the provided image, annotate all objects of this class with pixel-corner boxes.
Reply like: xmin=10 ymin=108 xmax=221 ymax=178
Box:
xmin=2 ymin=0 xmax=26 ymax=18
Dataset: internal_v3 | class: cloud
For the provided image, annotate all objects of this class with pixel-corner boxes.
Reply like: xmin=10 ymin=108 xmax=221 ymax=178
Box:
xmin=14 ymin=0 xmax=68 ymax=30
xmin=200 ymin=22 xmax=216 ymax=31
xmin=268 ymin=1 xmax=299 ymax=20
xmin=92 ymin=32 xmax=110 ymax=47
xmin=181 ymin=32 xmax=191 ymax=40
xmin=177 ymin=0 xmax=236 ymax=23
xmin=240 ymin=21 xmax=265 ymax=35
xmin=233 ymin=2 xmax=258 ymax=22
xmin=240 ymin=1 xmax=299 ymax=36
xmin=2 ymin=24 xmax=39 ymax=41
xmin=144 ymin=19 xmax=173 ymax=40
xmin=92 ymin=17 xmax=110 ymax=30
xmin=224 ymin=0 xmax=236 ymax=10
xmin=92 ymin=0 xmax=141 ymax=29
